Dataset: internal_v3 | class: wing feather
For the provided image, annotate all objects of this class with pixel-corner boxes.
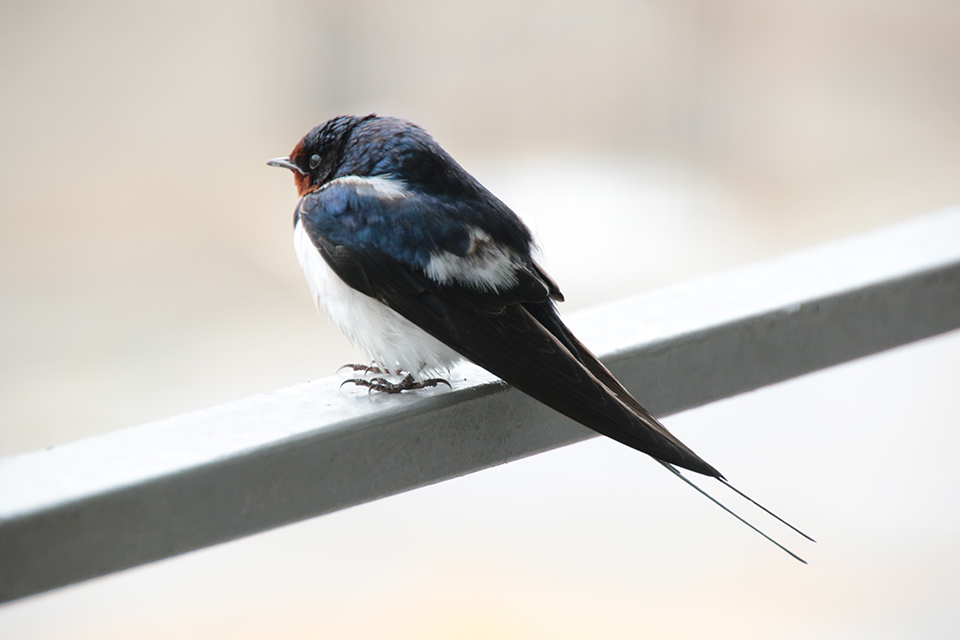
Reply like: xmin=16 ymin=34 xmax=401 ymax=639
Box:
xmin=298 ymin=180 xmax=720 ymax=477
xmin=317 ymin=239 xmax=720 ymax=477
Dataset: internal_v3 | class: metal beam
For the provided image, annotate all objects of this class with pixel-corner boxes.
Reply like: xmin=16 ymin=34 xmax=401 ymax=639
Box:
xmin=2 ymin=208 xmax=959 ymax=603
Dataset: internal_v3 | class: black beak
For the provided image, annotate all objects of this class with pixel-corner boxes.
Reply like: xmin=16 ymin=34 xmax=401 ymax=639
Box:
xmin=267 ymin=156 xmax=306 ymax=175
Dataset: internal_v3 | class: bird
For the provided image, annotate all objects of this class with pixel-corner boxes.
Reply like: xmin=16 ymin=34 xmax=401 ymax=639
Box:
xmin=268 ymin=114 xmax=812 ymax=560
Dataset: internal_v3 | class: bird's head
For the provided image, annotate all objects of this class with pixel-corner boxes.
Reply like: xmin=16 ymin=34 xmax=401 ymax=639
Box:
xmin=267 ymin=114 xmax=377 ymax=196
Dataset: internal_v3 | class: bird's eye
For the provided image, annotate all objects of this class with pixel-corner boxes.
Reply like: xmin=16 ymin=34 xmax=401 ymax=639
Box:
xmin=309 ymin=154 xmax=321 ymax=170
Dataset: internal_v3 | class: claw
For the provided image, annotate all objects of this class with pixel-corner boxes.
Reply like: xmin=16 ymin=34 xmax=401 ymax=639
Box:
xmin=337 ymin=363 xmax=387 ymax=376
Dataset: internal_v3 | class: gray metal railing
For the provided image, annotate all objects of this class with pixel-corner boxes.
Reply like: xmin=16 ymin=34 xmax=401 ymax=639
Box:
xmin=2 ymin=208 xmax=959 ymax=604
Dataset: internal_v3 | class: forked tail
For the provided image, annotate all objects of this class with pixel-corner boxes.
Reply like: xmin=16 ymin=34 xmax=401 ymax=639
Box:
xmin=658 ymin=461 xmax=815 ymax=563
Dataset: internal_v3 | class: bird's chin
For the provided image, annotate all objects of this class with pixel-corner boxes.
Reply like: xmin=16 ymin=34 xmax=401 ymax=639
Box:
xmin=295 ymin=172 xmax=318 ymax=197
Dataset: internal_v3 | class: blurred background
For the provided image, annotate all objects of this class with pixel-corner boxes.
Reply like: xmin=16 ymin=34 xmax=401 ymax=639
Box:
xmin=2 ymin=1 xmax=959 ymax=638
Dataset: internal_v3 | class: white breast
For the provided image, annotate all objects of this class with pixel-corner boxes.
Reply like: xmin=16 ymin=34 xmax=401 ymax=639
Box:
xmin=294 ymin=220 xmax=463 ymax=376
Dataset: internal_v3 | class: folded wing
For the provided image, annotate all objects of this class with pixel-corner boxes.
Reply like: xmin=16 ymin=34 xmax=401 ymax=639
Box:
xmin=298 ymin=180 xmax=721 ymax=478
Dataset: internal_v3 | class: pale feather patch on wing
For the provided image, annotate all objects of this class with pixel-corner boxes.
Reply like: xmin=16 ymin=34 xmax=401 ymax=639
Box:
xmin=294 ymin=220 xmax=462 ymax=376
xmin=425 ymin=227 xmax=521 ymax=292
xmin=322 ymin=174 xmax=409 ymax=200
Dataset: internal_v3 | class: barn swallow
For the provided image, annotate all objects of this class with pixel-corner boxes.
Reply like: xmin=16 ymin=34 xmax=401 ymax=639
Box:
xmin=269 ymin=115 xmax=812 ymax=560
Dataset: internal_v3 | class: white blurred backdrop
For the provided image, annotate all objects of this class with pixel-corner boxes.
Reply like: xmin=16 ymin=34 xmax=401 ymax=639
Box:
xmin=2 ymin=1 xmax=959 ymax=638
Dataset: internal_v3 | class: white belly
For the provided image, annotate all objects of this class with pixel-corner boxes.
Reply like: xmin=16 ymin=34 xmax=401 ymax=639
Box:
xmin=294 ymin=220 xmax=463 ymax=376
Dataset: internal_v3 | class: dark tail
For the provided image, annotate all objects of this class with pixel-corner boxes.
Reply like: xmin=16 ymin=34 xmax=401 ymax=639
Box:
xmin=659 ymin=461 xmax=813 ymax=563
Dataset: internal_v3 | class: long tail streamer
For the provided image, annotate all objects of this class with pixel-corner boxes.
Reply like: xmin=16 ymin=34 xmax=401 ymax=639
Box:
xmin=658 ymin=462 xmax=812 ymax=564
xmin=718 ymin=477 xmax=816 ymax=542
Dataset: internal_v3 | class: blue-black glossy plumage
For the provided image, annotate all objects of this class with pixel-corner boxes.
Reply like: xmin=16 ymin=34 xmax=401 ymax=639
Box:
xmin=276 ymin=114 xmax=724 ymax=479
xmin=298 ymin=185 xmax=522 ymax=273
xmin=293 ymin=116 xmax=534 ymax=274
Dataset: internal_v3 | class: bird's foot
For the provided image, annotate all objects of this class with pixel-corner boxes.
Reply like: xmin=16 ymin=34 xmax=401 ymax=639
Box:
xmin=342 ymin=373 xmax=451 ymax=394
